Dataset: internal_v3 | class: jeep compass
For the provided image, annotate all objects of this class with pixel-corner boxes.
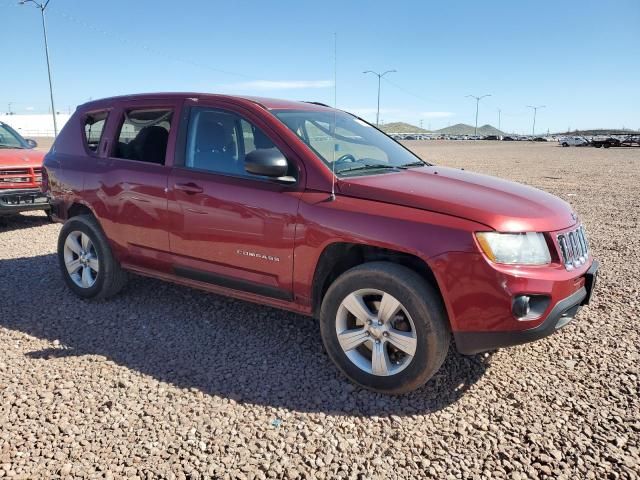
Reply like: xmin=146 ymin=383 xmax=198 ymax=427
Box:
xmin=43 ymin=93 xmax=598 ymax=394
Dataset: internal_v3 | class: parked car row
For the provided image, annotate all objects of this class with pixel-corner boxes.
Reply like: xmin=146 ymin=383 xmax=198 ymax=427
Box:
xmin=390 ymin=133 xmax=558 ymax=142
xmin=557 ymin=134 xmax=640 ymax=148
xmin=2 ymin=94 xmax=598 ymax=394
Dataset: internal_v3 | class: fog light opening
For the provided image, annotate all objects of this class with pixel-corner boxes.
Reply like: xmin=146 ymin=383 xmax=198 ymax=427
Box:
xmin=512 ymin=295 xmax=531 ymax=319
xmin=512 ymin=294 xmax=551 ymax=321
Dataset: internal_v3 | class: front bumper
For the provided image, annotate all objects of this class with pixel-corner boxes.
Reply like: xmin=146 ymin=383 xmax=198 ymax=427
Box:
xmin=0 ymin=188 xmax=50 ymax=215
xmin=454 ymin=260 xmax=599 ymax=354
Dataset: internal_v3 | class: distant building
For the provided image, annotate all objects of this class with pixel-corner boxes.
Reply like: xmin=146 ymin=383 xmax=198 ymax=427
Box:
xmin=0 ymin=114 xmax=71 ymax=138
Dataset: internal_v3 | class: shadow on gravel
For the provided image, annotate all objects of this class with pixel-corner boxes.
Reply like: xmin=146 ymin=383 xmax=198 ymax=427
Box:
xmin=1 ymin=254 xmax=491 ymax=416
xmin=0 ymin=213 xmax=50 ymax=232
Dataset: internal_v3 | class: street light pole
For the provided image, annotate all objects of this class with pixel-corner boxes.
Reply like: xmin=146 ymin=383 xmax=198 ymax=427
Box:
xmin=527 ymin=105 xmax=546 ymax=137
xmin=20 ymin=0 xmax=58 ymax=136
xmin=363 ymin=69 xmax=396 ymax=127
xmin=465 ymin=94 xmax=491 ymax=136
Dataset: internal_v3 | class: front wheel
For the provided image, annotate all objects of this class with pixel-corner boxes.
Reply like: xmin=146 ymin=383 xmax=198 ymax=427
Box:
xmin=319 ymin=262 xmax=449 ymax=394
xmin=57 ymin=214 xmax=127 ymax=299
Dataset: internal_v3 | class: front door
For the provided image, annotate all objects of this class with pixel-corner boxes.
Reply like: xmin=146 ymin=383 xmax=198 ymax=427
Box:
xmin=167 ymin=104 xmax=302 ymax=300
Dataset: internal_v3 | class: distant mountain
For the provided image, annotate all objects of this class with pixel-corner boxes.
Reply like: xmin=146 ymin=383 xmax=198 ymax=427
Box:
xmin=379 ymin=122 xmax=430 ymax=134
xmin=436 ymin=123 xmax=505 ymax=136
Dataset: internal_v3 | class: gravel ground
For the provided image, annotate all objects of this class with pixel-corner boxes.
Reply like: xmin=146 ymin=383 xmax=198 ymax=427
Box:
xmin=0 ymin=141 xmax=638 ymax=479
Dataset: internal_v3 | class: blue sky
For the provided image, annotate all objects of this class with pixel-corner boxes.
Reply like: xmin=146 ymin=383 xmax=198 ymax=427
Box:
xmin=2 ymin=0 xmax=639 ymax=133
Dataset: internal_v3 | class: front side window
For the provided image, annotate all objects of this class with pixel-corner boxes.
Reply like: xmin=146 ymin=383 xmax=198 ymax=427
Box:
xmin=0 ymin=123 xmax=27 ymax=149
xmin=185 ymin=108 xmax=286 ymax=178
xmin=83 ymin=111 xmax=109 ymax=153
xmin=113 ymin=109 xmax=173 ymax=164
xmin=275 ymin=110 xmax=428 ymax=176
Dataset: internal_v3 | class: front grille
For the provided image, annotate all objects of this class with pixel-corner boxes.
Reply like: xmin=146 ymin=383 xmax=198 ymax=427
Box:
xmin=0 ymin=167 xmax=40 ymax=187
xmin=557 ymin=225 xmax=590 ymax=270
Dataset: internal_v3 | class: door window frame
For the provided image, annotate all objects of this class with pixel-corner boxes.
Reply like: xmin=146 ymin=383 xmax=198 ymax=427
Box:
xmin=174 ymin=102 xmax=305 ymax=188
xmin=104 ymin=99 xmax=184 ymax=167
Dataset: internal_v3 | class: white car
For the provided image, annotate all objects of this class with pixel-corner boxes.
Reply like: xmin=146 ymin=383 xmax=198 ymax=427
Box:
xmin=559 ymin=136 xmax=589 ymax=147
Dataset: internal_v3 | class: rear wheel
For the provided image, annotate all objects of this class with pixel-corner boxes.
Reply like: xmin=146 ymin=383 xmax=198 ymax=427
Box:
xmin=57 ymin=214 xmax=127 ymax=299
xmin=319 ymin=262 xmax=449 ymax=394
xmin=562 ymin=142 xmax=569 ymax=147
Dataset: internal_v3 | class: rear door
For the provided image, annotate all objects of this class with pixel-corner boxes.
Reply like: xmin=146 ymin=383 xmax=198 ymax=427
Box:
xmin=167 ymin=100 xmax=304 ymax=300
xmin=84 ymin=98 xmax=182 ymax=270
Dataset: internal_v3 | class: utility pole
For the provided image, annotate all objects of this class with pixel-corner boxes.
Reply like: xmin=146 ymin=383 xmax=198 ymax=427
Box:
xmin=465 ymin=94 xmax=491 ymax=136
xmin=20 ymin=0 xmax=58 ymax=136
xmin=7 ymin=103 xmax=13 ymax=115
xmin=527 ymin=105 xmax=546 ymax=137
xmin=363 ymin=69 xmax=396 ymax=126
xmin=497 ymin=108 xmax=501 ymax=132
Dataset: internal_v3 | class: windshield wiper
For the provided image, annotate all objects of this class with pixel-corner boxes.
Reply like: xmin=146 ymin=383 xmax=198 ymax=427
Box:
xmin=399 ymin=161 xmax=426 ymax=168
xmin=336 ymin=164 xmax=401 ymax=175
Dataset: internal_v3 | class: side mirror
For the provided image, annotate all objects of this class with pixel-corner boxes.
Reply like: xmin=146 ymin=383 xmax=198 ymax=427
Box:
xmin=245 ymin=148 xmax=295 ymax=183
xmin=25 ymin=138 xmax=38 ymax=149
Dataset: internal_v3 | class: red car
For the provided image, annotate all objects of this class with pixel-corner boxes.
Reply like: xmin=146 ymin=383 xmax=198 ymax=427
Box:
xmin=43 ymin=93 xmax=598 ymax=394
xmin=0 ymin=122 xmax=49 ymax=217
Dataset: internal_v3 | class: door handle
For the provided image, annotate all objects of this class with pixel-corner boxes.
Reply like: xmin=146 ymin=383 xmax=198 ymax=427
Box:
xmin=174 ymin=182 xmax=203 ymax=194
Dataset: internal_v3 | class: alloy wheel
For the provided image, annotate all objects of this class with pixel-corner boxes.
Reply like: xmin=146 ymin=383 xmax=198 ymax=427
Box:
xmin=335 ymin=288 xmax=418 ymax=376
xmin=63 ymin=231 xmax=100 ymax=288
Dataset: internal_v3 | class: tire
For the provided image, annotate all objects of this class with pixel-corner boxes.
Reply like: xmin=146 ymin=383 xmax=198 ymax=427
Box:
xmin=603 ymin=143 xmax=610 ymax=148
xmin=319 ymin=262 xmax=449 ymax=394
xmin=562 ymin=142 xmax=569 ymax=147
xmin=594 ymin=144 xmax=602 ymax=148
xmin=57 ymin=214 xmax=127 ymax=300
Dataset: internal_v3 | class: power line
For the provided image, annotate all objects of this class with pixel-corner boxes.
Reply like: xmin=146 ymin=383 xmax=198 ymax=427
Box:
xmin=381 ymin=77 xmax=434 ymax=104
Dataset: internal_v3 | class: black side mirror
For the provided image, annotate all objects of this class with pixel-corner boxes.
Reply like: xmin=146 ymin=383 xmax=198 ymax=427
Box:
xmin=245 ymin=148 xmax=295 ymax=183
xmin=25 ymin=138 xmax=38 ymax=148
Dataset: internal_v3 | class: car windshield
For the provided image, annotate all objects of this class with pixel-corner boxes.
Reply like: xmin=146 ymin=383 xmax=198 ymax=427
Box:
xmin=0 ymin=123 xmax=26 ymax=149
xmin=274 ymin=109 xmax=429 ymax=176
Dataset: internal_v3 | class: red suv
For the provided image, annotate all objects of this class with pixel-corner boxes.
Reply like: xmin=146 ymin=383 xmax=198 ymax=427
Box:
xmin=0 ymin=121 xmax=48 ymax=217
xmin=43 ymin=93 xmax=598 ymax=394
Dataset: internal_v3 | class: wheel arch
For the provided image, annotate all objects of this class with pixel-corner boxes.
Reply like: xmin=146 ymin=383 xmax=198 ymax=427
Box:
xmin=67 ymin=202 xmax=95 ymax=219
xmin=311 ymin=242 xmax=449 ymax=324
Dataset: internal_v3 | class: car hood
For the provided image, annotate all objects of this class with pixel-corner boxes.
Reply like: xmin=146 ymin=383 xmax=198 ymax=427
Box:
xmin=337 ymin=166 xmax=577 ymax=232
xmin=0 ymin=148 xmax=44 ymax=168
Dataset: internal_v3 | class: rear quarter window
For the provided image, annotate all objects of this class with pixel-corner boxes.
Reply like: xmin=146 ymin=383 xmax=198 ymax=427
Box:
xmin=83 ymin=111 xmax=109 ymax=153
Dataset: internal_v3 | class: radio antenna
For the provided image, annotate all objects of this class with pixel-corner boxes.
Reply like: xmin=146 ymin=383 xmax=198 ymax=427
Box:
xmin=330 ymin=32 xmax=337 ymax=201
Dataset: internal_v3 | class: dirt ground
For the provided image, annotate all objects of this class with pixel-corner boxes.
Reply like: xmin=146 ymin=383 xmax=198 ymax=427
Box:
xmin=1 ymin=141 xmax=638 ymax=479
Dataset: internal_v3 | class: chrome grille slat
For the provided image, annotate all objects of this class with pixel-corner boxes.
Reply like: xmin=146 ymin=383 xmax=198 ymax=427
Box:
xmin=557 ymin=225 xmax=590 ymax=271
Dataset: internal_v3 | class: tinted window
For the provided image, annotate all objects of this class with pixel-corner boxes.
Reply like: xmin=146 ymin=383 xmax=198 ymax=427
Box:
xmin=185 ymin=108 xmax=284 ymax=178
xmin=83 ymin=111 xmax=109 ymax=153
xmin=113 ymin=109 xmax=172 ymax=164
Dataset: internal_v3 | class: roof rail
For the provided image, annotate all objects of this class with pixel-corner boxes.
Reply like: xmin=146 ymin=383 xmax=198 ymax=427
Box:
xmin=303 ymin=101 xmax=331 ymax=108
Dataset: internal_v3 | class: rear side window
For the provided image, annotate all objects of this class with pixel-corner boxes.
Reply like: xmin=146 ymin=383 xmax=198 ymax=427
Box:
xmin=113 ymin=109 xmax=173 ymax=164
xmin=83 ymin=111 xmax=109 ymax=153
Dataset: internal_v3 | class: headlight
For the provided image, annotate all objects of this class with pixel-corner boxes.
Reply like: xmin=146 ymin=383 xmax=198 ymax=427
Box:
xmin=475 ymin=232 xmax=551 ymax=265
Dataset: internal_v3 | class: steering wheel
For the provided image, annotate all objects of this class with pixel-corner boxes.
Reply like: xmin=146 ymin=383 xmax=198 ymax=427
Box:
xmin=335 ymin=153 xmax=356 ymax=165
